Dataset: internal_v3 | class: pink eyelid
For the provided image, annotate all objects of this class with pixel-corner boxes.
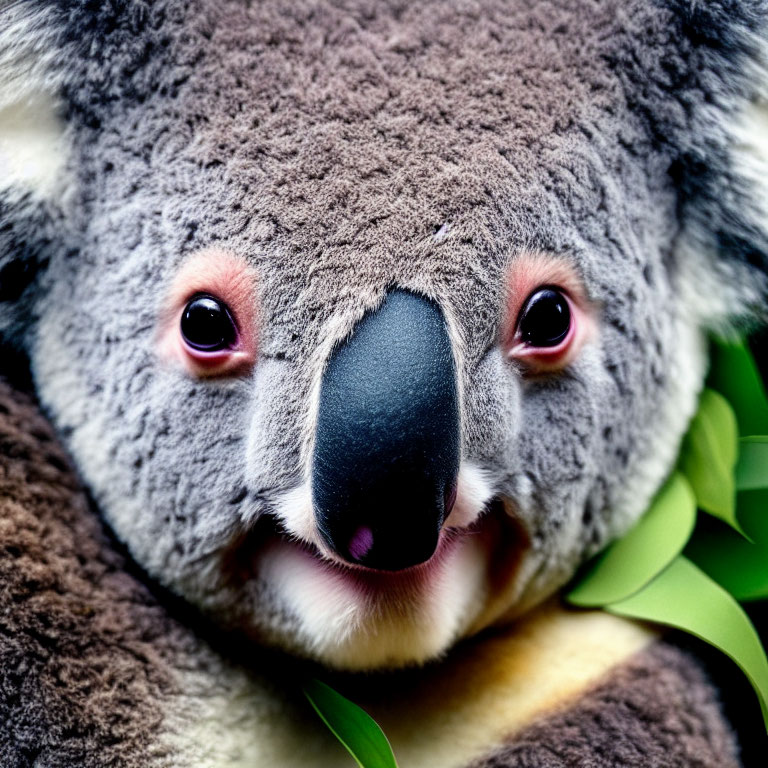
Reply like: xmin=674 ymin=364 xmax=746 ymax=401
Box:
xmin=158 ymin=250 xmax=258 ymax=377
xmin=508 ymin=292 xmax=580 ymax=366
xmin=175 ymin=304 xmax=250 ymax=372
xmin=503 ymin=255 xmax=596 ymax=371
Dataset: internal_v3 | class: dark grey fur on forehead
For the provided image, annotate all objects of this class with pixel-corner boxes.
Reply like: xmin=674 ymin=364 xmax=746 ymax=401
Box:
xmin=33 ymin=0 xmax=768 ymax=333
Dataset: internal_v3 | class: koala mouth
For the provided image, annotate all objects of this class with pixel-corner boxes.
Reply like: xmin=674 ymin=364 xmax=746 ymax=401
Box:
xmin=224 ymin=496 xmax=526 ymax=599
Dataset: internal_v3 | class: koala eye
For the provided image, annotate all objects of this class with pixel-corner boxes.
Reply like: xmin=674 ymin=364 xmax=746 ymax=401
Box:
xmin=180 ymin=294 xmax=238 ymax=352
xmin=503 ymin=255 xmax=595 ymax=373
xmin=159 ymin=250 xmax=257 ymax=378
xmin=517 ymin=288 xmax=571 ymax=348
xmin=507 ymin=284 xmax=585 ymax=372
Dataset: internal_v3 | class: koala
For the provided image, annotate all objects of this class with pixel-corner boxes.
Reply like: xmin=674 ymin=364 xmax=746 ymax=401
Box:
xmin=1 ymin=0 xmax=767 ymax=764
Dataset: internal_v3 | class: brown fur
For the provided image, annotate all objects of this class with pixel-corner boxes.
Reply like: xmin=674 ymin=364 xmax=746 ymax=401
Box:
xmin=0 ymin=379 xmax=175 ymax=767
xmin=471 ymin=642 xmax=741 ymax=767
xmin=0 ymin=377 xmax=743 ymax=766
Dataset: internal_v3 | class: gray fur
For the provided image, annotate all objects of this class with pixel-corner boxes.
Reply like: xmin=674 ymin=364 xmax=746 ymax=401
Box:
xmin=0 ymin=378 xmax=742 ymax=766
xmin=1 ymin=0 xmax=767 ymax=669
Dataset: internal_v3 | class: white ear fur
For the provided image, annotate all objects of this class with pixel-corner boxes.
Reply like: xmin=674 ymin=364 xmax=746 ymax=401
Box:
xmin=718 ymin=32 xmax=768 ymax=320
xmin=732 ymin=97 xmax=768 ymax=236
xmin=674 ymin=88 xmax=768 ymax=332
xmin=0 ymin=91 xmax=67 ymax=203
xmin=0 ymin=4 xmax=70 ymax=204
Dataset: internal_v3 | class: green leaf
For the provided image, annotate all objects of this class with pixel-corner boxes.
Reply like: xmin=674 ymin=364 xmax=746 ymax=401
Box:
xmin=304 ymin=679 xmax=399 ymax=768
xmin=686 ymin=490 xmax=768 ymax=601
xmin=607 ymin=556 xmax=768 ymax=730
xmin=678 ymin=388 xmax=742 ymax=534
xmin=566 ymin=473 xmax=696 ymax=607
xmin=708 ymin=340 xmax=768 ymax=436
xmin=738 ymin=487 xmax=768 ymax=544
xmin=736 ymin=437 xmax=768 ymax=491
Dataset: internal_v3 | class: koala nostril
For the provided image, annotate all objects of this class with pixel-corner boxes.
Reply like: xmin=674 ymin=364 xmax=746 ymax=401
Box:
xmin=348 ymin=519 xmax=442 ymax=572
xmin=348 ymin=526 xmax=374 ymax=562
xmin=312 ymin=290 xmax=461 ymax=572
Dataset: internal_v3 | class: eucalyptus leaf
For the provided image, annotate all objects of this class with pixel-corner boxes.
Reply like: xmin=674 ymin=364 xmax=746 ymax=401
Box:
xmin=678 ymin=388 xmax=742 ymax=534
xmin=708 ymin=340 xmax=768 ymax=436
xmin=738 ymin=487 xmax=768 ymax=544
xmin=607 ymin=556 xmax=768 ymax=730
xmin=736 ymin=437 xmax=768 ymax=491
xmin=686 ymin=490 xmax=768 ymax=601
xmin=566 ymin=473 xmax=696 ymax=607
xmin=304 ymin=679 xmax=399 ymax=768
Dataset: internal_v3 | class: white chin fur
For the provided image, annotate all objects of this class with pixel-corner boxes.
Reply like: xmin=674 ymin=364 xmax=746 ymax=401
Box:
xmin=258 ymin=533 xmax=490 ymax=670
xmin=265 ymin=461 xmax=496 ymax=668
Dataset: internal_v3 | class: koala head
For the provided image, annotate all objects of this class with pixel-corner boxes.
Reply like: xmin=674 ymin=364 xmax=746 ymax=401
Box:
xmin=1 ymin=0 xmax=767 ymax=670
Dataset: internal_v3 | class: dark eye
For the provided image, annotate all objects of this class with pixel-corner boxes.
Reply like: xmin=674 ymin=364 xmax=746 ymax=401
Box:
xmin=180 ymin=294 xmax=238 ymax=351
xmin=518 ymin=288 xmax=571 ymax=347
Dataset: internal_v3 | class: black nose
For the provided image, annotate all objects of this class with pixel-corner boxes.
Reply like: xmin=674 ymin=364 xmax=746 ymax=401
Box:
xmin=312 ymin=290 xmax=460 ymax=571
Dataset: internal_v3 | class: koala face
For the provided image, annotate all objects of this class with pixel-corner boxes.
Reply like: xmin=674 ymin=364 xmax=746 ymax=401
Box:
xmin=2 ymin=0 xmax=767 ymax=669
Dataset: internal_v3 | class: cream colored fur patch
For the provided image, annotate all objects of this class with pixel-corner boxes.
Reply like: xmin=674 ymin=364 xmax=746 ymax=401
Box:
xmin=369 ymin=600 xmax=657 ymax=768
xmin=0 ymin=91 xmax=66 ymax=202
xmin=167 ymin=600 xmax=656 ymax=768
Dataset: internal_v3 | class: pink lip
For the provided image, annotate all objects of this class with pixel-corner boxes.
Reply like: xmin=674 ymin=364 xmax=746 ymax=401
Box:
xmin=227 ymin=497 xmax=527 ymax=601
xmin=283 ymin=523 xmax=462 ymax=589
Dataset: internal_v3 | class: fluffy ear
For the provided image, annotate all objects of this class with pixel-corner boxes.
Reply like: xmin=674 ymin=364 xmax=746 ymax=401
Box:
xmin=0 ymin=2 xmax=67 ymax=342
xmin=662 ymin=1 xmax=768 ymax=328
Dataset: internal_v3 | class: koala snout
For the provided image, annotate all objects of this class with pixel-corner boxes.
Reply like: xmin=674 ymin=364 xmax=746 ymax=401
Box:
xmin=311 ymin=290 xmax=461 ymax=571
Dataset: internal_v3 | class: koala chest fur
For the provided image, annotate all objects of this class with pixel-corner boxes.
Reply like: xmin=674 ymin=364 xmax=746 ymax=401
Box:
xmin=1 ymin=0 xmax=768 ymax=765
xmin=0 ymin=388 xmax=734 ymax=766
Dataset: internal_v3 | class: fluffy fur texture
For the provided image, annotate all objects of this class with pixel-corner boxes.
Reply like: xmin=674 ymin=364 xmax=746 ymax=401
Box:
xmin=2 ymin=0 xmax=768 ymax=669
xmin=469 ymin=642 xmax=742 ymax=768
xmin=0 ymin=378 xmax=745 ymax=766
xmin=0 ymin=0 xmax=767 ymax=744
